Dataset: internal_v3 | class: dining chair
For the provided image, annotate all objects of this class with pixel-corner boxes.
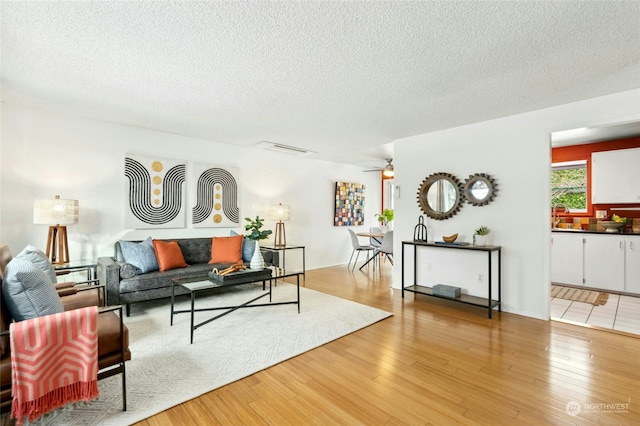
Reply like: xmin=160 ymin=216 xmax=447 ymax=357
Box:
xmin=367 ymin=227 xmax=383 ymax=268
xmin=369 ymin=227 xmax=383 ymax=248
xmin=359 ymin=231 xmax=394 ymax=271
xmin=347 ymin=229 xmax=375 ymax=271
xmin=377 ymin=231 xmax=394 ymax=266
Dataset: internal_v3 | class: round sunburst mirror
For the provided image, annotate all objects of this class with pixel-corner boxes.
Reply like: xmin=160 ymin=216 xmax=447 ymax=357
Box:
xmin=463 ymin=173 xmax=497 ymax=206
xmin=417 ymin=172 xmax=464 ymax=220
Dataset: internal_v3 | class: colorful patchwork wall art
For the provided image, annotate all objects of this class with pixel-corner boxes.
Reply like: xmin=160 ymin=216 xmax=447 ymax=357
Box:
xmin=124 ymin=154 xmax=186 ymax=229
xmin=191 ymin=162 xmax=240 ymax=228
xmin=334 ymin=182 xmax=365 ymax=226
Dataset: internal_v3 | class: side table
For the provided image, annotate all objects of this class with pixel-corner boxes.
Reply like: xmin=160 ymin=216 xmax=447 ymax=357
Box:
xmin=54 ymin=260 xmax=97 ymax=281
xmin=261 ymin=244 xmax=306 ymax=283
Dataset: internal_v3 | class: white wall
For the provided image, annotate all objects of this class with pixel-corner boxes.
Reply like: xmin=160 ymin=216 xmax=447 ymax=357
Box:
xmin=0 ymin=103 xmax=382 ymax=270
xmin=3 ymin=89 xmax=639 ymax=320
xmin=393 ymin=89 xmax=640 ymax=320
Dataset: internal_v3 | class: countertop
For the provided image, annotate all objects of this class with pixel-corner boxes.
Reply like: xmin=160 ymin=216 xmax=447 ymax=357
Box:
xmin=552 ymin=228 xmax=640 ymax=236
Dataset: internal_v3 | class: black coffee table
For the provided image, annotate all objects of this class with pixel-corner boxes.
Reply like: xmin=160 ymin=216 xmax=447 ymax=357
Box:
xmin=170 ymin=267 xmax=302 ymax=343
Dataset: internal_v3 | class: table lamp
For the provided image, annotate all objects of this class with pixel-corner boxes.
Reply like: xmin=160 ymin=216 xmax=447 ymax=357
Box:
xmin=269 ymin=203 xmax=290 ymax=247
xmin=33 ymin=195 xmax=79 ymax=264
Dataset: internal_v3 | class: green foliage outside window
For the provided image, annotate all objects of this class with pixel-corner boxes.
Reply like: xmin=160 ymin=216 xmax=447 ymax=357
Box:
xmin=551 ymin=167 xmax=587 ymax=210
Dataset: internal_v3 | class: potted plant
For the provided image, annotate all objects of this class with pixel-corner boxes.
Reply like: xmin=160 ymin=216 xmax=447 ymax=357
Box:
xmin=375 ymin=209 xmax=394 ymax=232
xmin=245 ymin=216 xmax=272 ymax=269
xmin=474 ymin=225 xmax=490 ymax=247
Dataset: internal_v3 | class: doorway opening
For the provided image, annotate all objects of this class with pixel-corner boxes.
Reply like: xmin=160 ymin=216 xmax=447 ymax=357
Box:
xmin=550 ymin=121 xmax=640 ymax=337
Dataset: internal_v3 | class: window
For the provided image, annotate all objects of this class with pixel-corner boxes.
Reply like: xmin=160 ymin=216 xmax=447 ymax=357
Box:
xmin=551 ymin=160 xmax=587 ymax=213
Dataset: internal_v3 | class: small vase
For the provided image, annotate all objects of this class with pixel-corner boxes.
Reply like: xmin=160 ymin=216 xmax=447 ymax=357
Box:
xmin=380 ymin=225 xmax=389 ymax=233
xmin=474 ymin=235 xmax=486 ymax=247
xmin=250 ymin=240 xmax=265 ymax=269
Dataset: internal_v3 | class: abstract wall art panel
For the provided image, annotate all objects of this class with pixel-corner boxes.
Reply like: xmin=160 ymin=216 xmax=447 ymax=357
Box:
xmin=124 ymin=154 xmax=186 ymax=229
xmin=191 ymin=163 xmax=240 ymax=227
xmin=334 ymin=181 xmax=365 ymax=226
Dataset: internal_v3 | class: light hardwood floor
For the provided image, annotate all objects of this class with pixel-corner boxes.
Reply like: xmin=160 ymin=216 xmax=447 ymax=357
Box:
xmin=132 ymin=264 xmax=640 ymax=425
xmin=3 ymin=264 xmax=638 ymax=425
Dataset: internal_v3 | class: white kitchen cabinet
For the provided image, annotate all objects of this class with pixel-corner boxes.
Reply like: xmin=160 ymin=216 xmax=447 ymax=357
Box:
xmin=551 ymin=233 xmax=583 ymax=286
xmin=552 ymin=232 xmax=640 ymax=294
xmin=583 ymin=234 xmax=625 ymax=291
xmin=625 ymin=236 xmax=640 ymax=294
xmin=591 ymin=147 xmax=640 ymax=204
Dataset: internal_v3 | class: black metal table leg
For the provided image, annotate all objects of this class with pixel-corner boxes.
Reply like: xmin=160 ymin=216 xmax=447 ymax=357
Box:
xmin=498 ymin=248 xmax=502 ymax=312
xmin=297 ymin=274 xmax=300 ymax=313
xmin=170 ymin=280 xmax=175 ymax=326
xmin=190 ymin=292 xmax=195 ymax=344
xmin=488 ymin=250 xmax=492 ymax=319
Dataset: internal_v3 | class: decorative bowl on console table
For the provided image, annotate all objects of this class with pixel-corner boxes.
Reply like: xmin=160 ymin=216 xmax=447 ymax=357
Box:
xmin=442 ymin=233 xmax=458 ymax=243
xmin=600 ymin=221 xmax=625 ymax=233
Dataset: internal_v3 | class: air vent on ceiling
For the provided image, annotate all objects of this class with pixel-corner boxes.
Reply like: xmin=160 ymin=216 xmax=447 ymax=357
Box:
xmin=256 ymin=141 xmax=316 ymax=156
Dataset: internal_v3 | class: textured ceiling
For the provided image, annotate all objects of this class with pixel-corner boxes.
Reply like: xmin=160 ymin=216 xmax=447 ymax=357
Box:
xmin=2 ymin=1 xmax=639 ymax=167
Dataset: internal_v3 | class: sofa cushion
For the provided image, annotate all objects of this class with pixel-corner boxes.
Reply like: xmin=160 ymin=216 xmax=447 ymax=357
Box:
xmin=209 ymin=235 xmax=243 ymax=264
xmin=2 ymin=257 xmax=64 ymax=321
xmin=16 ymin=245 xmax=56 ymax=283
xmin=119 ymin=263 xmax=216 ymax=294
xmin=176 ymin=238 xmax=211 ymax=264
xmin=152 ymin=240 xmax=188 ymax=272
xmin=119 ymin=237 xmax=159 ymax=274
xmin=231 ymin=230 xmax=256 ymax=262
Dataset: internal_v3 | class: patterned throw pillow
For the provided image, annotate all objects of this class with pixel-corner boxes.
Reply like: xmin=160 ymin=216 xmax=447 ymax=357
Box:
xmin=15 ymin=245 xmax=57 ymax=283
xmin=209 ymin=235 xmax=243 ymax=264
xmin=2 ymin=257 xmax=64 ymax=321
xmin=152 ymin=240 xmax=188 ymax=272
xmin=230 ymin=230 xmax=255 ymax=262
xmin=119 ymin=237 xmax=159 ymax=274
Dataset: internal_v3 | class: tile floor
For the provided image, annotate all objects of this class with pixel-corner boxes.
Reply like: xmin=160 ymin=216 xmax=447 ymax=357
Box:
xmin=551 ymin=291 xmax=640 ymax=335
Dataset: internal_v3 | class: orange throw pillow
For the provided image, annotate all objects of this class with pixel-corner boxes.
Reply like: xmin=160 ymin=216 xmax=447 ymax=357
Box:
xmin=152 ymin=240 xmax=188 ymax=272
xmin=209 ymin=235 xmax=244 ymax=264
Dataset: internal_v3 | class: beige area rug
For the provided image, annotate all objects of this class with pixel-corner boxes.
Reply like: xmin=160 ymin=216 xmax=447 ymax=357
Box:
xmin=551 ymin=285 xmax=609 ymax=306
xmin=21 ymin=283 xmax=392 ymax=425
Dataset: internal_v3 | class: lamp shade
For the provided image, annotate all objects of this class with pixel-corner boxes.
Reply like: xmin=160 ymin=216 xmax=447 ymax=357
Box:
xmin=33 ymin=195 xmax=79 ymax=225
xmin=269 ymin=204 xmax=291 ymax=222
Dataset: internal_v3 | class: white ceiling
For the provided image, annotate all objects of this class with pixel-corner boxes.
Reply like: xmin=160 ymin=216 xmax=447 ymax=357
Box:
xmin=2 ymin=1 xmax=640 ymax=168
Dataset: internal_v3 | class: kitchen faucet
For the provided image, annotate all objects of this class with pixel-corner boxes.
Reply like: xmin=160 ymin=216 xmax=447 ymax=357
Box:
xmin=552 ymin=203 xmax=570 ymax=228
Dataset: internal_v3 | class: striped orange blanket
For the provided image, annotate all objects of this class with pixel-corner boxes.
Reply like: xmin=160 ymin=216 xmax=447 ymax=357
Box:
xmin=10 ymin=306 xmax=99 ymax=424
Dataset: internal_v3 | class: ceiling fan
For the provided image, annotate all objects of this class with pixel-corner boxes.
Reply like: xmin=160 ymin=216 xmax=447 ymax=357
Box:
xmin=364 ymin=158 xmax=394 ymax=177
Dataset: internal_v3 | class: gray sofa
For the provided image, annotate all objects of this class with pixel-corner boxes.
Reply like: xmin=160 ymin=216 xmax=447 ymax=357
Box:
xmin=97 ymin=237 xmax=277 ymax=315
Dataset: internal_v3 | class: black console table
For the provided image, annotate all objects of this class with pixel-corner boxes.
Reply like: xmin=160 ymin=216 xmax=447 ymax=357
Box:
xmin=401 ymin=241 xmax=502 ymax=318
